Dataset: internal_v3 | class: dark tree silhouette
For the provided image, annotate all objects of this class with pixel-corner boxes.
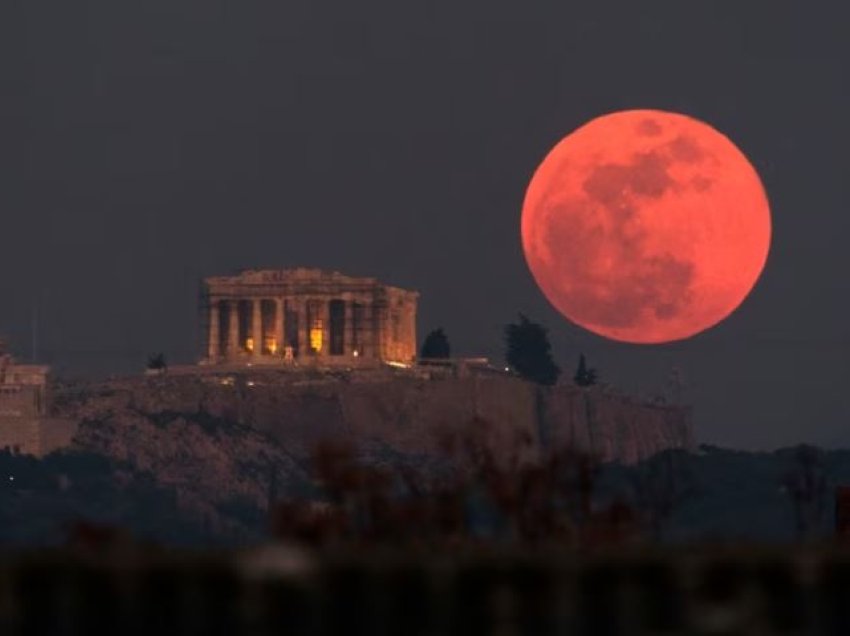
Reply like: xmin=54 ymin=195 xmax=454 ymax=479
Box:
xmin=270 ymin=424 xmax=639 ymax=549
xmin=574 ymin=353 xmax=598 ymax=387
xmin=781 ymin=444 xmax=829 ymax=541
xmin=146 ymin=353 xmax=167 ymax=371
xmin=420 ymin=328 xmax=451 ymax=359
xmin=504 ymin=314 xmax=560 ymax=386
xmin=632 ymin=449 xmax=696 ymax=541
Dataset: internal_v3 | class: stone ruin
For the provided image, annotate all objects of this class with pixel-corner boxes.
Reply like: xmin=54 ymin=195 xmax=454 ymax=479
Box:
xmin=201 ymin=268 xmax=418 ymax=369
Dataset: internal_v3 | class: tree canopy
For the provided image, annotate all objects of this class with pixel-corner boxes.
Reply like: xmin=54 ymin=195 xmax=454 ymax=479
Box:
xmin=146 ymin=353 xmax=167 ymax=370
xmin=574 ymin=353 xmax=598 ymax=387
xmin=420 ymin=328 xmax=451 ymax=359
xmin=504 ymin=314 xmax=560 ymax=386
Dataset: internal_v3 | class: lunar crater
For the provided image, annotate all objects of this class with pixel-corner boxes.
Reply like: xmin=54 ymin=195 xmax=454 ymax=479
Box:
xmin=636 ymin=118 xmax=663 ymax=137
xmin=668 ymin=135 xmax=706 ymax=163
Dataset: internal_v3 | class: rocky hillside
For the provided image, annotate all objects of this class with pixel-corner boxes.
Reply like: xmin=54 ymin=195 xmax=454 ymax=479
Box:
xmin=56 ymin=388 xmax=309 ymax=539
xmin=58 ymin=369 xmax=693 ymax=459
xmin=56 ymin=367 xmax=691 ymax=469
xmin=60 ymin=370 xmax=692 ymax=458
xmin=36 ymin=369 xmax=692 ymax=543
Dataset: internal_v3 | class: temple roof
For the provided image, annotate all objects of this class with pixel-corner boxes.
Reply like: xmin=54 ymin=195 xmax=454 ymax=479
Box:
xmin=204 ymin=268 xmax=418 ymax=296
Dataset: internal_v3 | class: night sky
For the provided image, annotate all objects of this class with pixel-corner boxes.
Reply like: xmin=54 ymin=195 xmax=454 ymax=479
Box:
xmin=1 ymin=1 xmax=848 ymax=449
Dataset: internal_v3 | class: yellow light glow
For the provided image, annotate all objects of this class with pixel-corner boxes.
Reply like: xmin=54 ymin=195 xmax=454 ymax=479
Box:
xmin=245 ymin=338 xmax=254 ymax=352
xmin=310 ymin=327 xmax=323 ymax=352
xmin=267 ymin=338 xmax=278 ymax=354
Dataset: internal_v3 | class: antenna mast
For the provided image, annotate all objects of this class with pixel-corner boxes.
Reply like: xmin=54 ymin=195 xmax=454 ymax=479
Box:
xmin=31 ymin=303 xmax=38 ymax=363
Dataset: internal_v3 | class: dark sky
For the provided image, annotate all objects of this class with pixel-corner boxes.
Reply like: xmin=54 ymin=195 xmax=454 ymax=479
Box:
xmin=1 ymin=1 xmax=848 ymax=449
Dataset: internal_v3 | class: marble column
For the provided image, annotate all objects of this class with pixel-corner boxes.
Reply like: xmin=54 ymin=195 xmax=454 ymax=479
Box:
xmin=296 ymin=298 xmax=308 ymax=358
xmin=208 ymin=300 xmax=220 ymax=360
xmin=274 ymin=298 xmax=284 ymax=356
xmin=227 ymin=300 xmax=239 ymax=357
xmin=343 ymin=294 xmax=355 ymax=356
xmin=371 ymin=301 xmax=383 ymax=361
xmin=362 ymin=299 xmax=375 ymax=360
xmin=321 ymin=299 xmax=330 ymax=357
xmin=405 ymin=299 xmax=417 ymax=363
xmin=252 ymin=298 xmax=263 ymax=358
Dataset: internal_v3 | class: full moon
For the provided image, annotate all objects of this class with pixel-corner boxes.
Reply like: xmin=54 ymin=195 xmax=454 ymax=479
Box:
xmin=521 ymin=109 xmax=771 ymax=344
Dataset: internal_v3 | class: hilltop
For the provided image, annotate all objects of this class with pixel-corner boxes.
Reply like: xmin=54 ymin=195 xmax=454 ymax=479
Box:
xmin=7 ymin=367 xmax=687 ymax=540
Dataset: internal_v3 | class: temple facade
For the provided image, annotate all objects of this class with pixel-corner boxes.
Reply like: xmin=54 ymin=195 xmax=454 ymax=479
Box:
xmin=202 ymin=269 xmax=418 ymax=367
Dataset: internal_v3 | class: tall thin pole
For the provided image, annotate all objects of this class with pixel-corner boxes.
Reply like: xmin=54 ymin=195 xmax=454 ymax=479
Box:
xmin=31 ymin=303 xmax=38 ymax=363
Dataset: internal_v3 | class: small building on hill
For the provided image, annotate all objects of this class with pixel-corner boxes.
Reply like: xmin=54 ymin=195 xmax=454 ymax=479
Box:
xmin=201 ymin=269 xmax=418 ymax=368
xmin=0 ymin=343 xmax=48 ymax=418
xmin=0 ymin=339 xmax=76 ymax=456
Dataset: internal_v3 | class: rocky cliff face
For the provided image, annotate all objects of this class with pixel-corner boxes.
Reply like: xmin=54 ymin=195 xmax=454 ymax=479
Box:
xmin=56 ymin=370 xmax=692 ymax=486
xmin=543 ymin=386 xmax=694 ymax=464
xmin=58 ymin=387 xmax=309 ymax=539
xmin=201 ymin=372 xmax=694 ymax=465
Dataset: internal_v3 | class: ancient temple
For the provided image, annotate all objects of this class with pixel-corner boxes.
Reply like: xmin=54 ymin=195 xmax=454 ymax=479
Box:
xmin=202 ymin=269 xmax=418 ymax=367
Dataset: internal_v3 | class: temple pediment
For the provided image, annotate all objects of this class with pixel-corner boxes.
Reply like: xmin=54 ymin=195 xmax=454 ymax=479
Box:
xmin=208 ymin=268 xmax=378 ymax=287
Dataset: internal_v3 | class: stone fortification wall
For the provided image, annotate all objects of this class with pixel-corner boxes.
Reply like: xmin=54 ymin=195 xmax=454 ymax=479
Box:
xmin=0 ymin=386 xmax=41 ymax=417
xmin=57 ymin=371 xmax=693 ymax=465
xmin=0 ymin=417 xmax=78 ymax=457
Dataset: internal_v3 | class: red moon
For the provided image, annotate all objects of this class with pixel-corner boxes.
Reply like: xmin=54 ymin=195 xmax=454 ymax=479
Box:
xmin=521 ymin=110 xmax=771 ymax=344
